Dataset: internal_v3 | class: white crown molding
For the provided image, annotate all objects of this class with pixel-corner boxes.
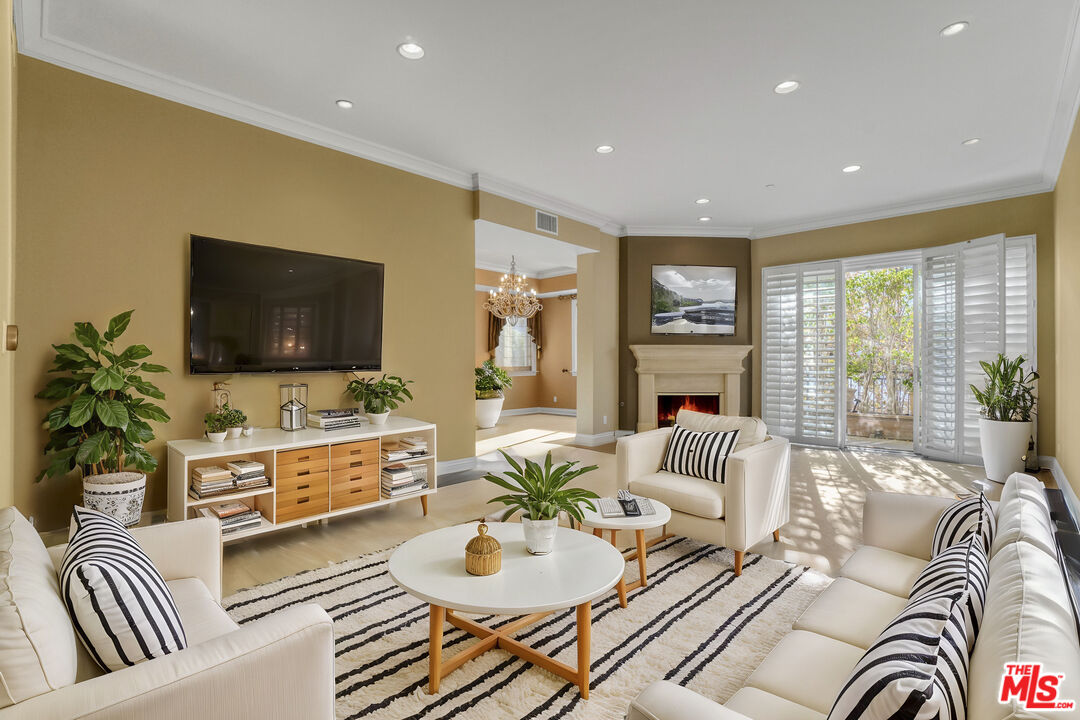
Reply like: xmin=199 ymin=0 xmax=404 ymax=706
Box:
xmin=1040 ymin=0 xmax=1080 ymax=193
xmin=623 ymin=225 xmax=753 ymax=238
xmin=473 ymin=174 xmax=624 ymax=237
xmin=535 ymin=268 xmax=577 ymax=279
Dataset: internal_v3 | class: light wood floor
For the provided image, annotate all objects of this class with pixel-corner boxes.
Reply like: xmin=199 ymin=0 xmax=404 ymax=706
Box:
xmin=221 ymin=414 xmax=1041 ymax=595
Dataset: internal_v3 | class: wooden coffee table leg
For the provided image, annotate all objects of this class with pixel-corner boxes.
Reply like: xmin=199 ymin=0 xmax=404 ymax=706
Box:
xmin=635 ymin=529 xmax=648 ymax=586
xmin=420 ymin=494 xmax=429 ymax=516
xmin=608 ymin=529 xmax=617 ymax=547
xmin=616 ymin=576 xmax=627 ymax=607
xmin=428 ymin=604 xmax=445 ymax=694
xmin=576 ymin=601 xmax=591 ymax=699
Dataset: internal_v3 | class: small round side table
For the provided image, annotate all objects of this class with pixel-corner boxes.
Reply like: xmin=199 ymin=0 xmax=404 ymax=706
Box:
xmin=579 ymin=499 xmax=672 ymax=608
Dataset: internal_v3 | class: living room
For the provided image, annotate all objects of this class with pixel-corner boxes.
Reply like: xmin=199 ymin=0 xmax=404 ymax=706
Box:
xmin=1 ymin=2 xmax=1079 ymax=719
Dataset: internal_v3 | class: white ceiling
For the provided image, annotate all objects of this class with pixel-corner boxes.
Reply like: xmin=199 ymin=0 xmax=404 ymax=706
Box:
xmin=474 ymin=220 xmax=592 ymax=278
xmin=16 ymin=1 xmax=1080 ymax=238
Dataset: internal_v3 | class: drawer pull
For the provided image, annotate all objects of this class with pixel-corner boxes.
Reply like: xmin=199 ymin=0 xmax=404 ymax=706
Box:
xmin=297 ymin=497 xmax=309 ymax=504
xmin=297 ymin=483 xmax=310 ymax=491
xmin=350 ymin=460 xmax=364 ymax=468
xmin=351 ymin=488 xmax=363 ymax=494
xmin=297 ymin=469 xmax=310 ymax=477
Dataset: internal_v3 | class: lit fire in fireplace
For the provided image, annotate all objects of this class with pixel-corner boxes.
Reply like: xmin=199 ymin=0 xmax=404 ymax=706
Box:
xmin=657 ymin=393 xmax=720 ymax=427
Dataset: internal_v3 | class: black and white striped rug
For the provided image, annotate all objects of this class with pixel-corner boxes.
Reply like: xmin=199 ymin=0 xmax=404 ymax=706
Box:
xmin=224 ymin=537 xmax=830 ymax=720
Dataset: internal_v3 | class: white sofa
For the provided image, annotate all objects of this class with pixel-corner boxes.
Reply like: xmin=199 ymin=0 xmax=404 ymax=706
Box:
xmin=627 ymin=473 xmax=1080 ymax=720
xmin=617 ymin=410 xmax=790 ymax=575
xmin=0 ymin=509 xmax=336 ymax=720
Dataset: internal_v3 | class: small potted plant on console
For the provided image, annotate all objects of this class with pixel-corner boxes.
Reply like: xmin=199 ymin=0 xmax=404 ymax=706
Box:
xmin=221 ymin=403 xmax=247 ymax=439
xmin=204 ymin=409 xmax=228 ymax=443
xmin=475 ymin=359 xmax=513 ymax=429
xmin=346 ymin=374 xmax=414 ymax=425
xmin=485 ymin=450 xmax=600 ymax=555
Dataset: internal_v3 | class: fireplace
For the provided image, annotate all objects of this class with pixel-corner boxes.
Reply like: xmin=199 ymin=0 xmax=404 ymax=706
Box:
xmin=657 ymin=393 xmax=720 ymax=428
xmin=629 ymin=345 xmax=752 ymax=432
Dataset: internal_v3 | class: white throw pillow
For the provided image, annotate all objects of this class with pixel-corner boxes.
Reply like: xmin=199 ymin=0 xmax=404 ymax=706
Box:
xmin=991 ymin=473 xmax=1057 ymax=558
xmin=0 ymin=506 xmax=77 ymax=706
xmin=673 ymin=410 xmax=767 ymax=451
xmin=60 ymin=507 xmax=187 ymax=672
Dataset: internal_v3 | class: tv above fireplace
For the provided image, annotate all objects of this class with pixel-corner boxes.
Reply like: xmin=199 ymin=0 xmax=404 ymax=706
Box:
xmin=189 ymin=236 xmax=384 ymax=374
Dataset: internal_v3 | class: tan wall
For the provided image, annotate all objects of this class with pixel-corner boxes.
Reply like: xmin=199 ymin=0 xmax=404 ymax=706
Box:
xmin=473 ymin=270 xmax=576 ymax=411
xmin=750 ymin=192 xmax=1056 ymax=455
xmin=1054 ymin=113 xmax=1080 ymax=497
xmin=618 ymin=236 xmax=753 ymax=430
xmin=474 ymin=193 xmax=618 ymax=438
xmin=15 ymin=58 xmax=476 ymax=530
xmin=0 ymin=1 xmax=15 ymax=509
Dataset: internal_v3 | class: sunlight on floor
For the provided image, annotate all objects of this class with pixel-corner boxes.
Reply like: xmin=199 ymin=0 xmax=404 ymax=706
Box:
xmin=475 ymin=427 xmax=577 ymax=457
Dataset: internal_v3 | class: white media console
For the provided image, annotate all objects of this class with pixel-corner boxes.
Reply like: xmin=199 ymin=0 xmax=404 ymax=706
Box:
xmin=166 ymin=416 xmax=436 ymax=543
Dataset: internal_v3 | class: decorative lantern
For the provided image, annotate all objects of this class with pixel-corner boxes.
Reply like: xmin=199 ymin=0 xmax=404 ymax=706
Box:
xmin=279 ymin=383 xmax=308 ymax=431
xmin=465 ymin=523 xmax=502 ymax=576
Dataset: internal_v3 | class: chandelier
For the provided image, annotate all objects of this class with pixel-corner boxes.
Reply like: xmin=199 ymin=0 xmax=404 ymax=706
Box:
xmin=483 ymin=256 xmax=542 ymax=326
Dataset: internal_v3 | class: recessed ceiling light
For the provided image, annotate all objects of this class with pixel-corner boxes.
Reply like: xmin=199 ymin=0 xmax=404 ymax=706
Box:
xmin=842 ymin=164 xmax=862 ymax=173
xmin=940 ymin=21 xmax=969 ymax=37
xmin=335 ymin=99 xmax=353 ymax=109
xmin=595 ymin=145 xmax=615 ymax=154
xmin=774 ymin=80 xmax=800 ymax=94
xmin=765 ymin=183 xmax=776 ymax=189
xmin=698 ymin=216 xmax=712 ymax=222
xmin=397 ymin=42 xmax=425 ymax=59
xmin=962 ymin=137 xmax=981 ymax=145
xmin=695 ymin=198 xmax=710 ymax=205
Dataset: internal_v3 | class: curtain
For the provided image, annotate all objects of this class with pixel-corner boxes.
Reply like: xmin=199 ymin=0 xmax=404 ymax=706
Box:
xmin=527 ymin=309 xmax=543 ymax=358
xmin=486 ymin=313 xmax=501 ymax=358
xmin=486 ymin=310 xmax=543 ymax=358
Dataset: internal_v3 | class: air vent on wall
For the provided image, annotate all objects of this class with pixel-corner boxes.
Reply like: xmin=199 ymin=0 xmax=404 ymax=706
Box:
xmin=536 ymin=210 xmax=559 ymax=235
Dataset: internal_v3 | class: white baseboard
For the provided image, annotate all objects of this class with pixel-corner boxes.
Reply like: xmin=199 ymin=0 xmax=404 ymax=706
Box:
xmin=1039 ymin=455 xmax=1079 ymax=521
xmin=437 ymin=457 xmax=478 ymax=475
xmin=500 ymin=407 xmax=577 ymax=417
xmin=574 ymin=431 xmax=617 ymax=447
xmin=615 ymin=430 xmax=635 ymax=438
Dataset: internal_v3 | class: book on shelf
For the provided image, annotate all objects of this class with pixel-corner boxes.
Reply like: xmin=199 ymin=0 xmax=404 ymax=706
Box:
xmin=232 ymin=470 xmax=266 ymax=482
xmin=308 ymin=414 xmax=367 ymax=430
xmin=312 ymin=408 xmax=361 ymax=418
xmin=206 ymin=501 xmax=252 ymax=519
xmin=197 ymin=507 xmax=264 ymax=534
xmin=399 ymin=436 xmax=428 ymax=450
xmin=227 ymin=460 xmax=264 ymax=475
xmin=381 ymin=480 xmax=429 ymax=498
xmin=235 ymin=476 xmax=270 ymax=489
xmin=192 ymin=465 xmax=232 ymax=482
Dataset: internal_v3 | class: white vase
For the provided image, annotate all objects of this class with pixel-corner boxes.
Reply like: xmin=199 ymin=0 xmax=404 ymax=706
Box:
xmin=979 ymin=418 xmax=1032 ymax=483
xmin=522 ymin=516 xmax=559 ymax=555
xmin=83 ymin=472 xmax=146 ymax=527
xmin=366 ymin=411 xmax=390 ymax=425
xmin=207 ymin=431 xmax=227 ymax=443
xmin=226 ymin=427 xmax=242 ymax=439
xmin=476 ymin=397 xmax=504 ymax=429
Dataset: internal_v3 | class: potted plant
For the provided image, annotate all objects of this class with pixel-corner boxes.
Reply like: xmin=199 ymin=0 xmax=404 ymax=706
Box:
xmin=221 ymin=403 xmax=247 ymax=439
xmin=204 ymin=409 xmax=228 ymax=443
xmin=35 ymin=310 xmax=170 ymax=526
xmin=475 ymin=359 xmax=513 ymax=429
xmin=970 ymin=353 xmax=1038 ymax=482
xmin=346 ymin=374 xmax=414 ymax=425
xmin=485 ymin=450 xmax=600 ymax=555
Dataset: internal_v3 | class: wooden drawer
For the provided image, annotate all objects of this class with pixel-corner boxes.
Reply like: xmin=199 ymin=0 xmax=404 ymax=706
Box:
xmin=331 ymin=439 xmax=379 ymax=457
xmin=331 ymin=474 xmax=379 ymax=510
xmin=277 ymin=457 xmax=330 ymax=481
xmin=330 ymin=440 xmax=379 ymax=472
xmin=277 ymin=470 xmax=329 ymax=495
xmin=330 ymin=464 xmax=378 ymax=488
xmin=278 ymin=446 xmax=328 ymax=467
xmin=276 ymin=473 xmax=329 ymax=522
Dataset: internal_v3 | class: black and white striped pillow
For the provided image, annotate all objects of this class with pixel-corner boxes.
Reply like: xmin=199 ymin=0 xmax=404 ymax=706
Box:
xmin=931 ymin=492 xmax=995 ymax=556
xmin=59 ymin=507 xmax=187 ymax=672
xmin=827 ymin=592 xmax=969 ymax=720
xmin=909 ymin=535 xmax=988 ymax=651
xmin=660 ymin=424 xmax=740 ymax=483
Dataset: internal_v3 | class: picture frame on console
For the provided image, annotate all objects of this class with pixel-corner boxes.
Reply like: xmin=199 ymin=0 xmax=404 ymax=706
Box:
xmin=650 ymin=264 xmax=736 ymax=335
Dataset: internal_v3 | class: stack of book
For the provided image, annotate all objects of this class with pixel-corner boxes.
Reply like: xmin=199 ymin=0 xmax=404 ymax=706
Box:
xmin=228 ymin=460 xmax=270 ymax=491
xmin=189 ymin=466 xmax=235 ymax=500
xmin=399 ymin=435 xmax=428 ymax=455
xmin=381 ymin=462 xmax=429 ymax=498
xmin=198 ymin=503 xmax=263 ymax=535
xmin=382 ymin=437 xmax=429 ymax=462
xmin=308 ymin=409 xmax=367 ymax=430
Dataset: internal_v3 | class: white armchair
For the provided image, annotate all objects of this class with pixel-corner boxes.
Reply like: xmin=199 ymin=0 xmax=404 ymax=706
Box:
xmin=616 ymin=410 xmax=790 ymax=575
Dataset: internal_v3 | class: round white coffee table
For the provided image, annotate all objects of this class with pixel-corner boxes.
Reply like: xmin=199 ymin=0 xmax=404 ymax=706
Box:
xmin=579 ymin=499 xmax=672 ymax=608
xmin=388 ymin=521 xmax=624 ymax=697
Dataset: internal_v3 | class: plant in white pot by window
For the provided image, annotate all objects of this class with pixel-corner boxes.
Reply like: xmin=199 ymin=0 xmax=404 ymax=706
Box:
xmin=346 ymin=374 xmax=414 ymax=425
xmin=970 ymin=353 xmax=1038 ymax=483
xmin=35 ymin=310 xmax=170 ymax=526
xmin=475 ymin=359 xmax=513 ymax=429
xmin=484 ymin=450 xmax=600 ymax=555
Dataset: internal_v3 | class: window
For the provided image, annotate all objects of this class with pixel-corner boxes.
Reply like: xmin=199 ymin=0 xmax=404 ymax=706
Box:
xmin=571 ymin=298 xmax=578 ymax=376
xmin=495 ymin=320 xmax=536 ymax=375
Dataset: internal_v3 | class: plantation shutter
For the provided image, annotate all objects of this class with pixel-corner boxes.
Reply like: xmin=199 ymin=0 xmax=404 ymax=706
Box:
xmin=959 ymin=237 xmax=1005 ymax=463
xmin=919 ymin=247 xmax=960 ymax=460
xmin=762 ymin=262 xmax=841 ymax=446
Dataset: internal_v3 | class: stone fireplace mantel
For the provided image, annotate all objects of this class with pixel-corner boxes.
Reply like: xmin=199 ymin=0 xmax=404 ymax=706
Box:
xmin=629 ymin=345 xmax=753 ymax=432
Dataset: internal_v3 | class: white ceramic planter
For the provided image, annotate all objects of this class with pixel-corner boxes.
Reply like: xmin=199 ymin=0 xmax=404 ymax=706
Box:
xmin=366 ymin=411 xmax=390 ymax=425
xmin=242 ymin=426 xmax=255 ymax=437
xmin=979 ymin=418 xmax=1032 ymax=483
xmin=207 ymin=431 xmax=227 ymax=443
xmin=226 ymin=427 xmax=243 ymax=439
xmin=522 ymin=516 xmax=558 ymax=555
xmin=83 ymin=472 xmax=146 ymax=527
xmin=476 ymin=397 xmax=505 ymax=429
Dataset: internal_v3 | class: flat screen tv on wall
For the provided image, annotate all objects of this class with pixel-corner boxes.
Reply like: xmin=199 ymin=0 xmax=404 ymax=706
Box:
xmin=189 ymin=236 xmax=384 ymax=373
xmin=651 ymin=264 xmax=736 ymax=335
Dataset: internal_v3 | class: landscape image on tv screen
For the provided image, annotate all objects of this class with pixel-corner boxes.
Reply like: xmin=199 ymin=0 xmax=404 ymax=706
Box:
xmin=651 ymin=265 xmax=736 ymax=335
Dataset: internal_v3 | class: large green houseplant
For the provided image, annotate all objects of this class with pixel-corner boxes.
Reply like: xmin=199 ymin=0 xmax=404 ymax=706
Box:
xmin=475 ymin=359 xmax=513 ymax=429
xmin=969 ymin=353 xmax=1038 ymax=482
xmin=346 ymin=374 xmax=414 ymax=425
xmin=35 ymin=310 xmax=170 ymax=525
xmin=485 ymin=450 xmax=599 ymax=554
